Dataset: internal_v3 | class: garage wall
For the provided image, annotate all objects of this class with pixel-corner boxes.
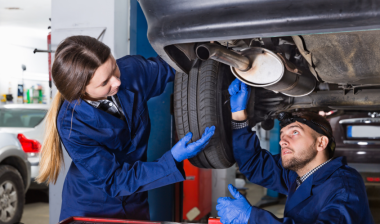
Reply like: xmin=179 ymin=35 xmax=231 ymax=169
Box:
xmin=0 ymin=27 xmax=50 ymax=103
xmin=50 ymin=0 xmax=129 ymax=59
xmin=49 ymin=1 xmax=130 ymax=223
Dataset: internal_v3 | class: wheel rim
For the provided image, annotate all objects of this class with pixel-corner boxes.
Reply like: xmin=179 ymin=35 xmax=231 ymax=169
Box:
xmin=0 ymin=181 xmax=17 ymax=222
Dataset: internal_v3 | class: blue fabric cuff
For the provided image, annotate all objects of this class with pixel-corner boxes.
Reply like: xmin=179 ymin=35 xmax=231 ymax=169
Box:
xmin=232 ymin=125 xmax=252 ymax=135
xmin=161 ymin=150 xmax=186 ymax=180
xmin=249 ymin=206 xmax=258 ymax=224
xmin=250 ymin=206 xmax=284 ymax=224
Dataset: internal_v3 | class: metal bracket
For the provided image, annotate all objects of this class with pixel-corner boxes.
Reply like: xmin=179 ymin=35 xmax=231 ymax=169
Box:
xmin=34 ymin=28 xmax=107 ymax=54
xmin=97 ymin=28 xmax=106 ymax=40
xmin=33 ymin=49 xmax=54 ymax=54
xmin=353 ymin=87 xmax=360 ymax=95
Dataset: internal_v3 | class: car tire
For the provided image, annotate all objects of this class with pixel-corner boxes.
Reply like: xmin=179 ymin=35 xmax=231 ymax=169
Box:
xmin=0 ymin=165 xmax=24 ymax=224
xmin=174 ymin=59 xmax=236 ymax=168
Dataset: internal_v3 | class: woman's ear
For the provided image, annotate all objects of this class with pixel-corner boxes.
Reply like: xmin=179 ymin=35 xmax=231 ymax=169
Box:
xmin=81 ymin=90 xmax=89 ymax=100
xmin=316 ymin=136 xmax=329 ymax=152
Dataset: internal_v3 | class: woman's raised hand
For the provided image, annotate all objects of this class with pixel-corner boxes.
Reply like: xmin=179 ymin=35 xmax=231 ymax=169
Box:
xmin=171 ymin=126 xmax=215 ymax=162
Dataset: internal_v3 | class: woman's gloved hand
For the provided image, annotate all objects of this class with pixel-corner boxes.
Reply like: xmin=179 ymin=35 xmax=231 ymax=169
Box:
xmin=228 ymin=78 xmax=250 ymax=113
xmin=171 ymin=126 xmax=215 ymax=162
xmin=216 ymin=184 xmax=252 ymax=224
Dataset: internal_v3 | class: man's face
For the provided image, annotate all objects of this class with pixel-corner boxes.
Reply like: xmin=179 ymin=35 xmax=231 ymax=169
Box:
xmin=279 ymin=121 xmax=318 ymax=171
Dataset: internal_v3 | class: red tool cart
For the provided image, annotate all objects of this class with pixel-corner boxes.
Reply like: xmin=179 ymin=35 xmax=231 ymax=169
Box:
xmin=182 ymin=159 xmax=212 ymax=221
xmin=59 ymin=217 xmax=222 ymax=224
xmin=60 ymin=217 xmax=160 ymax=224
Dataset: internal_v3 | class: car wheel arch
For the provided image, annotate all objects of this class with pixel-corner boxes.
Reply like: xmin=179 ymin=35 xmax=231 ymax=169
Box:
xmin=0 ymin=146 xmax=30 ymax=191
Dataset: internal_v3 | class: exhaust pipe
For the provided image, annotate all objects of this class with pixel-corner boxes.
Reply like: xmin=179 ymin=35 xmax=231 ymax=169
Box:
xmin=196 ymin=44 xmax=251 ymax=71
xmin=196 ymin=43 xmax=316 ymax=97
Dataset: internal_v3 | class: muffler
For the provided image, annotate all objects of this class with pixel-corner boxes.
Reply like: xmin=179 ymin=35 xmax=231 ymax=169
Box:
xmin=196 ymin=43 xmax=316 ymax=97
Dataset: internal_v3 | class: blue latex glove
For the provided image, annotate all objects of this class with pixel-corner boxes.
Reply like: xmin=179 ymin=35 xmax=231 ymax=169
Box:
xmin=216 ymin=184 xmax=252 ymax=224
xmin=228 ymin=79 xmax=250 ymax=113
xmin=171 ymin=126 xmax=215 ymax=162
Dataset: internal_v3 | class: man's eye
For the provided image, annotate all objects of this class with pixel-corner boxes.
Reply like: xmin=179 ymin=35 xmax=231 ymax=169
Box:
xmin=102 ymin=81 xmax=108 ymax=86
xmin=293 ymin=131 xmax=299 ymax=135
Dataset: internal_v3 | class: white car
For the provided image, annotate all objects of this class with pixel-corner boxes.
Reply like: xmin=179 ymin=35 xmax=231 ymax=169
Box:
xmin=0 ymin=104 xmax=48 ymax=190
xmin=0 ymin=132 xmax=30 ymax=224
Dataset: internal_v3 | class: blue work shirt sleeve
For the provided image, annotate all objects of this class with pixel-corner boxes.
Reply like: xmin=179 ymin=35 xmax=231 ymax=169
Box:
xmin=249 ymin=190 xmax=373 ymax=224
xmin=232 ymin=126 xmax=294 ymax=195
xmin=117 ymin=55 xmax=176 ymax=102
xmin=61 ymin=127 xmax=185 ymax=198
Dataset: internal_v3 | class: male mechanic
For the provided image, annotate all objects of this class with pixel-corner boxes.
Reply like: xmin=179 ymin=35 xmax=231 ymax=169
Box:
xmin=216 ymin=79 xmax=374 ymax=224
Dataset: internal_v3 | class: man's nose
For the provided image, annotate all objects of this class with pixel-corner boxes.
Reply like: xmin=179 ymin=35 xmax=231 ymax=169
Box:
xmin=279 ymin=138 xmax=288 ymax=147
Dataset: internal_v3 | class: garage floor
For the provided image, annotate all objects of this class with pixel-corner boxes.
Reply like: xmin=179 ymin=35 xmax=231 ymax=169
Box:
xmin=245 ymin=182 xmax=285 ymax=218
xmin=21 ymin=189 xmax=49 ymax=224
xmin=20 ymin=184 xmax=380 ymax=224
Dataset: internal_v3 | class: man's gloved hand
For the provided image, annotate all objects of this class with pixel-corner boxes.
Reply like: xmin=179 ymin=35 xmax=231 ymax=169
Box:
xmin=171 ymin=126 xmax=215 ymax=162
xmin=216 ymin=184 xmax=252 ymax=224
xmin=228 ymin=78 xmax=250 ymax=113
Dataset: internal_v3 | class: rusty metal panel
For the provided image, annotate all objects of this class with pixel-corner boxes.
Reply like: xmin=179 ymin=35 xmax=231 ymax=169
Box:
xmin=302 ymin=30 xmax=380 ymax=84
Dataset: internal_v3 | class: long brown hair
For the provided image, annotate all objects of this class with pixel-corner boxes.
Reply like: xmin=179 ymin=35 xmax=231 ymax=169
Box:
xmin=36 ymin=36 xmax=111 ymax=184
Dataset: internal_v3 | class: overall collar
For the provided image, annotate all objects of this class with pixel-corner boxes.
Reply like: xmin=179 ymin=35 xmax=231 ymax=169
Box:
xmin=284 ymin=157 xmax=346 ymax=215
xmin=296 ymin=158 xmax=332 ymax=188
xmin=65 ymin=87 xmax=135 ymax=130
xmin=115 ymin=88 xmax=135 ymax=131
xmin=115 ymin=57 xmax=136 ymax=127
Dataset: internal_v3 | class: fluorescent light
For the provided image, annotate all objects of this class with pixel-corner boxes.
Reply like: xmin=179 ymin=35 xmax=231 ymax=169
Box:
xmin=364 ymin=121 xmax=371 ymax=123
xmin=357 ymin=142 xmax=368 ymax=146
xmin=357 ymin=151 xmax=367 ymax=155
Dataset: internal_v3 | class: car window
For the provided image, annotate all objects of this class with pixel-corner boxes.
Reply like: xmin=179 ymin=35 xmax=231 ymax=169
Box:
xmin=0 ymin=109 xmax=47 ymax=128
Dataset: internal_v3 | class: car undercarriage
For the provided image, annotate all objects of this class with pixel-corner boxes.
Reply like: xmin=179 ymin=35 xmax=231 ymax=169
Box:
xmin=140 ymin=0 xmax=380 ymax=168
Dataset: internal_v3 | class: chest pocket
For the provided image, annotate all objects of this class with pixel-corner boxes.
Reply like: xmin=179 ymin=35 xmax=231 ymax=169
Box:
xmin=97 ymin=121 xmax=131 ymax=152
xmin=292 ymin=198 xmax=321 ymax=223
xmin=114 ymin=126 xmax=132 ymax=149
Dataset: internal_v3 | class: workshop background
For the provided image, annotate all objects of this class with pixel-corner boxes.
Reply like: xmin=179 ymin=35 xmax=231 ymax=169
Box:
xmin=0 ymin=0 xmax=379 ymax=224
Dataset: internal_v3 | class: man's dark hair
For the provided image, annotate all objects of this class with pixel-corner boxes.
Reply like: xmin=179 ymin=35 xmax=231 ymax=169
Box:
xmin=291 ymin=111 xmax=335 ymax=158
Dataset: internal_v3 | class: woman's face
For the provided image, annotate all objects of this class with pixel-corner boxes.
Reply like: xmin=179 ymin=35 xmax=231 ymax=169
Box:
xmin=84 ymin=55 xmax=121 ymax=100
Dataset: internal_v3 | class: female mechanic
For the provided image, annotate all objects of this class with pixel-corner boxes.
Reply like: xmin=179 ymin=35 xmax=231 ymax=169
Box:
xmin=36 ymin=36 xmax=214 ymax=221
